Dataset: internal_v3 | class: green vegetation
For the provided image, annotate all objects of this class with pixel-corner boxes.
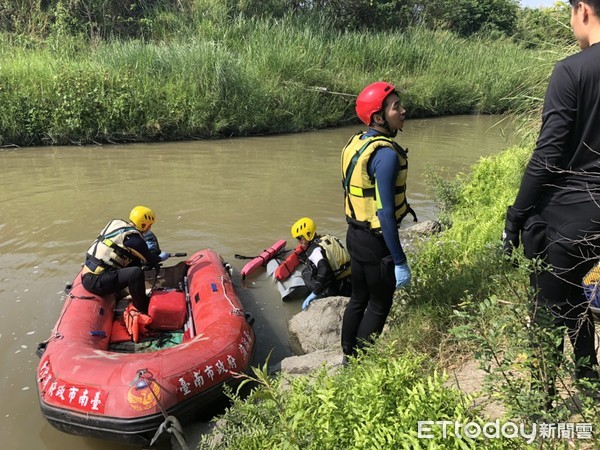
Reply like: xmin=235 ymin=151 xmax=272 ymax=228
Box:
xmin=0 ymin=0 xmax=567 ymax=146
xmin=8 ymin=1 xmax=600 ymax=448
xmin=0 ymin=26 xmax=552 ymax=146
xmin=200 ymin=345 xmax=519 ymax=449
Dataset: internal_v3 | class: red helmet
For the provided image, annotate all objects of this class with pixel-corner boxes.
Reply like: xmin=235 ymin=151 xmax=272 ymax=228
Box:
xmin=355 ymin=81 xmax=396 ymax=125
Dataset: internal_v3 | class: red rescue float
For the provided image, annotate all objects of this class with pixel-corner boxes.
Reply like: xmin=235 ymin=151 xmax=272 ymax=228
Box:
xmin=239 ymin=239 xmax=287 ymax=279
xmin=36 ymin=249 xmax=255 ymax=446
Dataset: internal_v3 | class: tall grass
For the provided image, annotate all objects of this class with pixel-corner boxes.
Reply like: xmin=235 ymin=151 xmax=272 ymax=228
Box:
xmin=0 ymin=17 xmax=554 ymax=146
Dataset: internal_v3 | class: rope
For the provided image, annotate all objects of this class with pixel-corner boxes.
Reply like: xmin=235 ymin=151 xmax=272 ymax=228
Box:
xmin=219 ymin=276 xmax=242 ymax=316
xmin=131 ymin=369 xmax=191 ymax=450
xmin=147 ymin=266 xmax=160 ymax=295
xmin=150 ymin=415 xmax=190 ymax=450
xmin=234 ymin=253 xmax=258 ymax=260
xmin=282 ymin=80 xmax=356 ymax=98
xmin=307 ymin=85 xmax=357 ymax=97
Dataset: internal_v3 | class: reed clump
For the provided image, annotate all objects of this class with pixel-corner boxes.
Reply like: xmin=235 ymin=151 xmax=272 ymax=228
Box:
xmin=0 ymin=16 xmax=552 ymax=146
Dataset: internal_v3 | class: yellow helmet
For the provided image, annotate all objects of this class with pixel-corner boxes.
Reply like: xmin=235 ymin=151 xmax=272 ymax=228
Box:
xmin=129 ymin=206 xmax=155 ymax=232
xmin=291 ymin=217 xmax=316 ymax=241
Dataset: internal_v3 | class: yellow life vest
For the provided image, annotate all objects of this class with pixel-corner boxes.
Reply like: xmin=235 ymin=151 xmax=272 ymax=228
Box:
xmin=85 ymin=219 xmax=145 ymax=273
xmin=317 ymin=234 xmax=351 ymax=280
xmin=341 ymin=132 xmax=412 ymax=231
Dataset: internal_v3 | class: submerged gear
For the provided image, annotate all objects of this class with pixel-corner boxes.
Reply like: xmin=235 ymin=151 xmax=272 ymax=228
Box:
xmin=129 ymin=206 xmax=155 ymax=232
xmin=85 ymin=219 xmax=146 ymax=273
xmin=341 ymin=133 xmax=414 ymax=231
xmin=355 ymin=82 xmax=396 ymax=125
xmin=291 ymin=217 xmax=317 ymax=242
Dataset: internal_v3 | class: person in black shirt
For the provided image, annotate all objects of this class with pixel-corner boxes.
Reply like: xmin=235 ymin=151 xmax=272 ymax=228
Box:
xmin=503 ymin=0 xmax=600 ymax=404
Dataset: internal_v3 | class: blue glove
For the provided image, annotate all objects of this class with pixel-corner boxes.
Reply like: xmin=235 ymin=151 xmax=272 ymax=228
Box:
xmin=302 ymin=292 xmax=318 ymax=311
xmin=159 ymin=251 xmax=170 ymax=262
xmin=394 ymin=263 xmax=411 ymax=288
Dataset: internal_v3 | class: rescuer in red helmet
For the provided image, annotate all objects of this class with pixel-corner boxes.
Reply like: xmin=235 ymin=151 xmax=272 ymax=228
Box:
xmin=340 ymin=81 xmax=417 ymax=364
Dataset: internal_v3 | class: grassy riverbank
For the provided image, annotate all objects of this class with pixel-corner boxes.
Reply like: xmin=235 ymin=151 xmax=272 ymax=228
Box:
xmin=1 ymin=18 xmax=552 ymax=146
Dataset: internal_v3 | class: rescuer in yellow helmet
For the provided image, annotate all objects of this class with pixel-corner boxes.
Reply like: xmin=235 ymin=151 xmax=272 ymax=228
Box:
xmin=277 ymin=217 xmax=351 ymax=310
xmin=81 ymin=206 xmax=169 ymax=313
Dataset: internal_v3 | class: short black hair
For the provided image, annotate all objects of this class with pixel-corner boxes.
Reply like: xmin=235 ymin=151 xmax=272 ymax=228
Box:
xmin=571 ymin=0 xmax=600 ymax=15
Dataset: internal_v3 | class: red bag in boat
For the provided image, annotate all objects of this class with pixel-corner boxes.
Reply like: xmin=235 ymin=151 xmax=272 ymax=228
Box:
xmin=147 ymin=290 xmax=187 ymax=331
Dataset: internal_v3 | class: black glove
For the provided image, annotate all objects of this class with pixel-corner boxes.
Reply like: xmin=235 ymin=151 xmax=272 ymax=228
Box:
xmin=502 ymin=205 xmax=526 ymax=259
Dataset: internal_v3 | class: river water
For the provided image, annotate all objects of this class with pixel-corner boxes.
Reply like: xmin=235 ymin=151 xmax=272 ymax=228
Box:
xmin=0 ymin=115 xmax=515 ymax=449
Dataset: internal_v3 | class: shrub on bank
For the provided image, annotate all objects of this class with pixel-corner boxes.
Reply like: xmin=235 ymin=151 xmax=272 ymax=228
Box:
xmin=388 ymin=141 xmax=600 ymax=441
xmin=0 ymin=24 xmax=549 ymax=146
xmin=199 ymin=343 xmax=523 ymax=449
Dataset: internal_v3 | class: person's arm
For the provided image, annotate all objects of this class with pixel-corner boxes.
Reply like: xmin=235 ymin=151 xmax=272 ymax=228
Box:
xmin=371 ymin=147 xmax=407 ymax=265
xmin=143 ymin=230 xmax=161 ymax=256
xmin=125 ymin=234 xmax=162 ymax=267
xmin=308 ymin=247 xmax=334 ymax=295
xmin=512 ymin=62 xmax=576 ymax=213
xmin=302 ymin=246 xmax=333 ymax=310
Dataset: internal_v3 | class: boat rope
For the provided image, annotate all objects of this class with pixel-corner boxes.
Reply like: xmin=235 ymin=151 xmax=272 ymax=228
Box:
xmin=234 ymin=253 xmax=257 ymax=260
xmin=188 ymin=253 xmax=204 ymax=265
xmin=148 ymin=266 xmax=160 ymax=294
xmin=219 ymin=276 xmax=242 ymax=316
xmin=150 ymin=415 xmax=189 ymax=450
xmin=35 ymin=331 xmax=63 ymax=358
xmin=131 ymin=369 xmax=191 ymax=450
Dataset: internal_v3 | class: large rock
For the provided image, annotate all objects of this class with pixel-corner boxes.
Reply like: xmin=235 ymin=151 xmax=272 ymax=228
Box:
xmin=402 ymin=219 xmax=442 ymax=237
xmin=288 ymin=296 xmax=349 ymax=354
xmin=278 ymin=349 xmax=344 ymax=375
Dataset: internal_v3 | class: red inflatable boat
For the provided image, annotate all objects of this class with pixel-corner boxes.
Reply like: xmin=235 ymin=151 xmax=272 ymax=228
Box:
xmin=36 ymin=249 xmax=255 ymax=446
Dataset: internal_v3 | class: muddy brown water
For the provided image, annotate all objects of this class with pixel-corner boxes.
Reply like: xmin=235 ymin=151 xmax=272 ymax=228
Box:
xmin=0 ymin=115 xmax=515 ymax=449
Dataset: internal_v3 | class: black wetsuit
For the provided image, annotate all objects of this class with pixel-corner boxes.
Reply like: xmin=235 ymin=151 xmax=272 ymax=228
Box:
xmin=509 ymin=43 xmax=600 ymax=380
xmin=301 ymin=238 xmax=344 ymax=298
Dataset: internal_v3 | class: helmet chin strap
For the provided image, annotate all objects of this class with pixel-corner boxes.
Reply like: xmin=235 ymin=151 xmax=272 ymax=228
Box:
xmin=387 ymin=129 xmax=398 ymax=138
xmin=379 ymin=111 xmax=397 ymax=137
